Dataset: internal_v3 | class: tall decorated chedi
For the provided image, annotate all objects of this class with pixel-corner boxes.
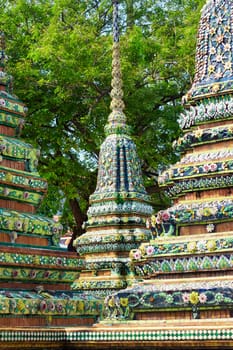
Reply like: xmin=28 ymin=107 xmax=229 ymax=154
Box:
xmin=0 ymin=32 xmax=102 ymax=328
xmin=104 ymin=0 xmax=233 ymax=328
xmin=73 ymin=0 xmax=153 ymax=295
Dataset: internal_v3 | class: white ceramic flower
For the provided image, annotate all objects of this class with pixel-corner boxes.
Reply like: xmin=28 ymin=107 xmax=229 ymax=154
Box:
xmin=197 ymin=240 xmax=206 ymax=252
xmin=206 ymin=223 xmax=215 ymax=233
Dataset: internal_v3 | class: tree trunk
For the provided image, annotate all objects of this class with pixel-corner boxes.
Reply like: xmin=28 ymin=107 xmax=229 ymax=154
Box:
xmin=67 ymin=198 xmax=87 ymax=252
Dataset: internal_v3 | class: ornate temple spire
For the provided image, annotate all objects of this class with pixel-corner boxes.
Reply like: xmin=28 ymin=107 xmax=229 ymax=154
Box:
xmin=73 ymin=0 xmax=153 ymax=272
xmin=105 ymin=0 xmax=130 ymax=137
xmin=109 ymin=0 xmax=125 ymax=115
xmin=186 ymin=0 xmax=233 ymax=102
xmin=91 ymin=0 xmax=150 ymax=199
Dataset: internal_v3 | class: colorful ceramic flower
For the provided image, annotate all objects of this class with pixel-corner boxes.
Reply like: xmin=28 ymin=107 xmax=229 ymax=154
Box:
xmin=209 ymin=27 xmax=216 ymax=35
xmin=48 ymin=301 xmax=55 ymax=312
xmin=56 ymin=303 xmax=63 ymax=313
xmin=161 ymin=211 xmax=170 ymax=221
xmin=133 ymin=250 xmax=141 ymax=260
xmin=216 ymin=54 xmax=223 ymax=62
xmin=108 ymin=297 xmax=115 ymax=308
xmin=146 ymin=246 xmax=155 ymax=256
xmin=0 ymin=99 xmax=6 ymax=106
xmin=195 ymin=129 xmax=203 ymax=138
xmin=189 ymin=292 xmax=199 ymax=305
xmin=212 ymin=84 xmax=220 ymax=93
xmin=0 ymin=144 xmax=6 ymax=152
xmin=203 ymin=164 xmax=210 ymax=172
xmin=225 ymin=61 xmax=231 ymax=70
xmin=215 ymin=293 xmax=224 ymax=303
xmin=224 ymin=43 xmax=231 ymax=51
xmin=206 ymin=224 xmax=215 ymax=233
xmin=14 ymin=220 xmax=23 ymax=230
xmin=30 ymin=270 xmax=37 ymax=279
xmin=187 ymin=241 xmax=197 ymax=253
xmin=182 ymin=293 xmax=190 ymax=303
xmin=120 ymin=298 xmax=128 ymax=307
xmin=166 ymin=295 xmax=174 ymax=304
xmin=210 ymin=163 xmax=217 ymax=172
xmin=206 ymin=240 xmax=217 ymax=252
xmin=40 ymin=300 xmax=47 ymax=312
xmin=197 ymin=240 xmax=206 ymax=252
xmin=210 ymin=46 xmax=216 ymax=54
xmin=23 ymin=192 xmax=29 ymax=199
xmin=208 ymin=65 xmax=215 ymax=73
xmin=199 ymin=293 xmax=207 ymax=304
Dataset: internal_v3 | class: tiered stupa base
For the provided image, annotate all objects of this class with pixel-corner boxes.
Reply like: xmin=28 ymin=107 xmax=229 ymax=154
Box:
xmin=0 ymin=243 xmax=104 ymax=328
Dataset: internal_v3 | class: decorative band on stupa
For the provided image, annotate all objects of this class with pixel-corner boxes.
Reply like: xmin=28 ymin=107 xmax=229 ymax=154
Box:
xmin=73 ymin=0 xmax=153 ymax=256
xmin=185 ymin=0 xmax=233 ymax=102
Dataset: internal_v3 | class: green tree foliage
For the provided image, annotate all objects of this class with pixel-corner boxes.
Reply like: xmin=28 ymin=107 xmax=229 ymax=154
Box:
xmin=0 ymin=0 xmax=206 ymax=235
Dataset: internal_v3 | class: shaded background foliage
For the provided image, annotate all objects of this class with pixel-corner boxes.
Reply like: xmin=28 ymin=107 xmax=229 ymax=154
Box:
xmin=0 ymin=0 xmax=205 ymax=236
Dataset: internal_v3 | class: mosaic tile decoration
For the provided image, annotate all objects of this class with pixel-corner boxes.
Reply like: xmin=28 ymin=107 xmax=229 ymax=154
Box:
xmin=0 ymin=328 xmax=232 ymax=342
xmin=186 ymin=0 xmax=233 ymax=101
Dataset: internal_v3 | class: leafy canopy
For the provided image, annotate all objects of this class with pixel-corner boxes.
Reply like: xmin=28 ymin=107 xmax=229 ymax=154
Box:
xmin=0 ymin=0 xmax=205 ymax=231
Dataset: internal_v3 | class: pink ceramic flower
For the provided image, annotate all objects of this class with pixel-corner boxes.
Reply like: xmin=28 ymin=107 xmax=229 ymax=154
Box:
xmin=40 ymin=300 xmax=47 ymax=312
xmin=182 ymin=293 xmax=190 ymax=303
xmin=203 ymin=164 xmax=210 ymax=172
xmin=133 ymin=250 xmax=141 ymax=260
xmin=199 ymin=293 xmax=207 ymax=304
xmin=0 ymin=99 xmax=6 ymax=106
xmin=210 ymin=163 xmax=217 ymax=172
xmin=146 ymin=246 xmax=155 ymax=256
xmin=48 ymin=301 xmax=55 ymax=311
xmin=56 ymin=303 xmax=63 ymax=313
xmin=161 ymin=211 xmax=170 ymax=221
